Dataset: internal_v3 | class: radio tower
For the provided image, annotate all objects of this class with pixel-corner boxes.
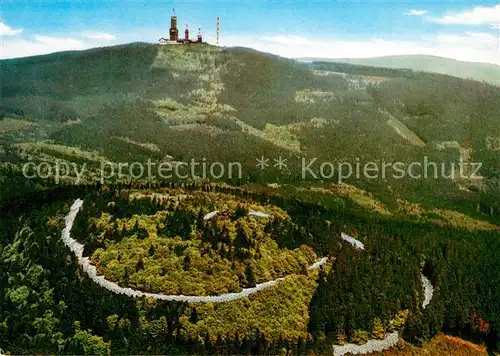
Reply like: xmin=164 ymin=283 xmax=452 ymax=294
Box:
xmin=216 ymin=16 xmax=220 ymax=46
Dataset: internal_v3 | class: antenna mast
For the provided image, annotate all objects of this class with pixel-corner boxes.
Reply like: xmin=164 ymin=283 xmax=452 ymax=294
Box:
xmin=216 ymin=16 xmax=220 ymax=46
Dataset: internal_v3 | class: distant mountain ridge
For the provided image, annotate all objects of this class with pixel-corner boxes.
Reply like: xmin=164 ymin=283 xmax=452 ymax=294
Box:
xmin=2 ymin=43 xmax=500 ymax=208
xmin=298 ymin=55 xmax=500 ymax=86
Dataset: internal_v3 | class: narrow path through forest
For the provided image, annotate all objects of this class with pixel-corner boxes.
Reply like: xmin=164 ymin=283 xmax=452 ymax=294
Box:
xmin=62 ymin=198 xmax=434 ymax=354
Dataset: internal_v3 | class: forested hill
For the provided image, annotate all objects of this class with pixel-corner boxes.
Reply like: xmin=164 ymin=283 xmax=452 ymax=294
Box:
xmin=1 ymin=43 xmax=499 ymax=214
xmin=298 ymin=54 xmax=500 ymax=86
xmin=1 ymin=43 xmax=500 ymax=355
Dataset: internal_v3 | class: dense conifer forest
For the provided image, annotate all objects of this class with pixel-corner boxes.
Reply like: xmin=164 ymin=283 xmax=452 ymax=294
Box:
xmin=1 ymin=43 xmax=499 ymax=354
xmin=0 ymin=181 xmax=499 ymax=354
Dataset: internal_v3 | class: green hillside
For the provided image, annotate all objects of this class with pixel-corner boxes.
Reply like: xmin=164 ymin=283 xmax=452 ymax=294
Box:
xmin=2 ymin=43 xmax=500 ymax=213
xmin=299 ymin=55 xmax=500 ymax=86
xmin=1 ymin=43 xmax=500 ymax=355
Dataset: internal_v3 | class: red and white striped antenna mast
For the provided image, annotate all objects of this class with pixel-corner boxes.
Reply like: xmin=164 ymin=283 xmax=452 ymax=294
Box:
xmin=216 ymin=16 xmax=220 ymax=46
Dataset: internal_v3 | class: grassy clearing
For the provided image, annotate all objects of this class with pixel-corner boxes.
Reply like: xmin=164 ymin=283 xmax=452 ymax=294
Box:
xmin=262 ymin=124 xmax=302 ymax=152
xmin=13 ymin=141 xmax=108 ymax=163
xmin=110 ymin=136 xmax=161 ymax=153
xmin=374 ymin=334 xmax=487 ymax=355
xmin=295 ymin=89 xmax=338 ymax=105
xmin=397 ymin=199 xmax=499 ymax=231
xmin=152 ymin=44 xmax=226 ymax=73
xmin=0 ymin=118 xmax=37 ymax=132
xmin=153 ymin=95 xmax=236 ymax=124
xmin=152 ymin=46 xmax=236 ymax=126
xmin=169 ymin=123 xmax=226 ymax=136
xmin=381 ymin=110 xmax=426 ymax=147
xmin=298 ymin=183 xmax=392 ymax=216
xmin=8 ymin=141 xmax=117 ymax=185
xmin=215 ymin=117 xmax=303 ymax=153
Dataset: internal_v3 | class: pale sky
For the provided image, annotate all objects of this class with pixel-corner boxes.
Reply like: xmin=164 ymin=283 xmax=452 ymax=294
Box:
xmin=1 ymin=1 xmax=499 ymax=65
